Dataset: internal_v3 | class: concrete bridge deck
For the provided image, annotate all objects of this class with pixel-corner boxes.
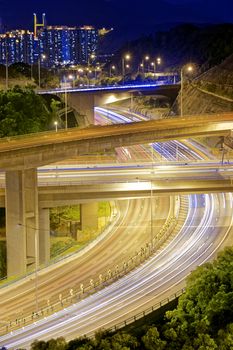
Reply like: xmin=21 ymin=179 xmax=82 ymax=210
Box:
xmin=0 ymin=112 xmax=233 ymax=170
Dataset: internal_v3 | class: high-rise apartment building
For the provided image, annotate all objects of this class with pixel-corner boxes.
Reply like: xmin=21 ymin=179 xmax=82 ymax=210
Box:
xmin=0 ymin=30 xmax=34 ymax=65
xmin=38 ymin=25 xmax=98 ymax=67
xmin=0 ymin=14 xmax=99 ymax=67
xmin=77 ymin=26 xmax=98 ymax=64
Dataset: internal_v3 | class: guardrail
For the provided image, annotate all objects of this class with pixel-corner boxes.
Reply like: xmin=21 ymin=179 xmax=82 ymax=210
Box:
xmin=103 ymin=288 xmax=186 ymax=334
xmin=0 ymin=210 xmax=180 ymax=336
xmin=0 ymin=287 xmax=186 ymax=339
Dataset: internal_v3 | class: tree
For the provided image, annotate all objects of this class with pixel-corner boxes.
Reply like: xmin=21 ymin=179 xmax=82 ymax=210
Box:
xmin=31 ymin=337 xmax=67 ymax=350
xmin=66 ymin=336 xmax=92 ymax=350
xmin=142 ymin=326 xmax=166 ymax=350
xmin=110 ymin=332 xmax=139 ymax=349
xmin=31 ymin=340 xmax=47 ymax=350
xmin=217 ymin=323 xmax=233 ymax=349
xmin=0 ymin=86 xmax=52 ymax=137
xmin=163 ymin=247 xmax=233 ymax=348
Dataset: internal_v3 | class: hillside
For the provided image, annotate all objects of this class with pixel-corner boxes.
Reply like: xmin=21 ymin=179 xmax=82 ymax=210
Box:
xmin=172 ymin=54 xmax=233 ymax=116
xmin=110 ymin=24 xmax=233 ymax=71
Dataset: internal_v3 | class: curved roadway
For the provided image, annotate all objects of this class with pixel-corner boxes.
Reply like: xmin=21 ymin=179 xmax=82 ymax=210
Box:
xmin=0 ymin=107 xmax=232 ymax=349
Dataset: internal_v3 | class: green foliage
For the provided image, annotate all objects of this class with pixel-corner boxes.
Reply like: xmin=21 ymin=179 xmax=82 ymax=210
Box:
xmin=50 ymin=238 xmax=77 ymax=258
xmin=50 ymin=98 xmax=61 ymax=121
xmin=29 ymin=247 xmax=233 ymax=350
xmin=31 ymin=337 xmax=66 ymax=350
xmin=98 ymin=202 xmax=111 ymax=217
xmin=50 ymin=202 xmax=111 ymax=231
xmin=50 ymin=206 xmax=80 ymax=231
xmin=163 ymin=247 xmax=233 ymax=348
xmin=0 ymin=86 xmax=52 ymax=137
xmin=142 ymin=326 xmax=166 ymax=349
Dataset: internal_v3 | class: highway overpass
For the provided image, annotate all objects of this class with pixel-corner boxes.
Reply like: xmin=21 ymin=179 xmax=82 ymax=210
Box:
xmin=30 ymin=179 xmax=233 ymax=209
xmin=1 ymin=179 xmax=233 ymax=208
xmin=0 ymin=113 xmax=232 ymax=170
xmin=1 ymin=112 xmax=233 ymax=277
xmin=39 ymin=82 xmax=179 ymax=124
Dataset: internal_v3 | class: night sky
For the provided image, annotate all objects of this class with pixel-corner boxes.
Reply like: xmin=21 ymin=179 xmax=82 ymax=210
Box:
xmin=0 ymin=0 xmax=233 ymax=33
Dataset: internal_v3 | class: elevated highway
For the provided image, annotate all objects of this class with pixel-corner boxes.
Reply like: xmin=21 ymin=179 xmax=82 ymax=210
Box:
xmin=0 ymin=163 xmax=233 ymax=206
xmin=0 ymin=113 xmax=233 ymax=170
xmin=0 ymin=112 xmax=233 ymax=277
xmin=30 ymin=179 xmax=233 ymax=206
xmin=39 ymin=82 xmax=179 ymax=124
xmin=39 ymin=82 xmax=179 ymax=95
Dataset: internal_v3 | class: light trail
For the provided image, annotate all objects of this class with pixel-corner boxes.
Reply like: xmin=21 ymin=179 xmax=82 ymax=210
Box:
xmin=0 ymin=106 xmax=232 ymax=349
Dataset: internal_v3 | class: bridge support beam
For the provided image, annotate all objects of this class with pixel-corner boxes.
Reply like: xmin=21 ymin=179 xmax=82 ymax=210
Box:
xmin=80 ymin=202 xmax=98 ymax=231
xmin=68 ymin=94 xmax=95 ymax=125
xmin=39 ymin=208 xmax=50 ymax=265
xmin=5 ymin=169 xmax=39 ymax=277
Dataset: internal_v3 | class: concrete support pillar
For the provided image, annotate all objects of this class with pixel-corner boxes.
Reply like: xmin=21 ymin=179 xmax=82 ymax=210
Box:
xmin=68 ymin=93 xmax=95 ymax=125
xmin=80 ymin=202 xmax=98 ymax=231
xmin=5 ymin=169 xmax=38 ymax=277
xmin=39 ymin=208 xmax=50 ymax=265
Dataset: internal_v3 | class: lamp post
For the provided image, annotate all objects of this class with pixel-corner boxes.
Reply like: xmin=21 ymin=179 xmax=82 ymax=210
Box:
xmin=122 ymin=54 xmax=130 ymax=83
xmin=144 ymin=55 xmax=150 ymax=73
xmin=180 ymin=64 xmax=193 ymax=117
xmin=38 ymin=54 xmax=46 ymax=89
xmin=151 ymin=62 xmax=155 ymax=74
xmin=5 ymin=46 xmax=8 ymax=90
xmin=88 ymin=53 xmax=95 ymax=67
xmin=110 ymin=65 xmax=115 ymax=77
xmin=140 ymin=63 xmax=144 ymax=74
xmin=54 ymin=121 xmax=58 ymax=132
xmin=68 ymin=74 xmax=75 ymax=88
xmin=95 ymin=66 xmax=101 ymax=81
xmin=64 ymin=76 xmax=68 ymax=129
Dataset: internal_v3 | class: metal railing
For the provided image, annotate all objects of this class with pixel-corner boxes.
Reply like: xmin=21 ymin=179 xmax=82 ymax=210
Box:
xmin=0 ymin=213 xmax=180 ymax=336
xmin=103 ymin=288 xmax=185 ymax=334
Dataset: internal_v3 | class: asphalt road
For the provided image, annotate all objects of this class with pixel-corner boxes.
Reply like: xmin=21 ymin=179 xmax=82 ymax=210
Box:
xmin=0 ymin=197 xmax=171 ymax=325
xmin=0 ymin=107 xmax=232 ymax=349
xmin=0 ymin=191 xmax=232 ymax=349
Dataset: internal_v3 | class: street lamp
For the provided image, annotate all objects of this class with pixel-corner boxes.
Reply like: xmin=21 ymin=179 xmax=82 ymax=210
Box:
xmin=64 ymin=76 xmax=68 ymax=129
xmin=54 ymin=121 xmax=58 ymax=132
xmin=180 ymin=64 xmax=193 ymax=117
xmin=144 ymin=55 xmax=150 ymax=73
xmin=95 ymin=66 xmax=101 ymax=80
xmin=89 ymin=53 xmax=95 ymax=66
xmin=110 ymin=65 xmax=115 ymax=77
xmin=122 ymin=54 xmax=130 ymax=83
xmin=68 ymin=74 xmax=75 ymax=88
xmin=151 ymin=62 xmax=155 ymax=74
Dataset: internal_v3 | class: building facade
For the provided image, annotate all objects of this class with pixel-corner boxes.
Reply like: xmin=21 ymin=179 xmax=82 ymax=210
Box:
xmin=0 ymin=30 xmax=34 ymax=65
xmin=0 ymin=24 xmax=98 ymax=67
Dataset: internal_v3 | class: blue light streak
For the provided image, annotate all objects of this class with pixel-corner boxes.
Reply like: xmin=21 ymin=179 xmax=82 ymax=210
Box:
xmin=38 ymin=80 xmax=177 ymax=95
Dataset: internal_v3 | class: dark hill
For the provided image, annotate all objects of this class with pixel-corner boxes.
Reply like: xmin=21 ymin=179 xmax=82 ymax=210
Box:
xmin=109 ymin=23 xmax=233 ymax=71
